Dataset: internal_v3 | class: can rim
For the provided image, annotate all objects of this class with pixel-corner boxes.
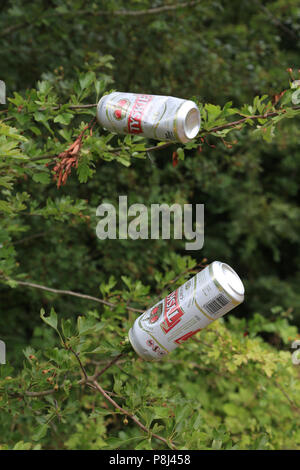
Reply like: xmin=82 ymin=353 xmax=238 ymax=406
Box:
xmin=184 ymin=107 xmax=201 ymax=139
xmin=211 ymin=261 xmax=245 ymax=301
xmin=176 ymin=100 xmax=201 ymax=143
xmin=222 ymin=263 xmax=244 ymax=296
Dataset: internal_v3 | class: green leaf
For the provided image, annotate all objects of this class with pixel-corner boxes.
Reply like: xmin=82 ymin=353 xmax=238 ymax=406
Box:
xmin=79 ymin=71 xmax=96 ymax=91
xmin=32 ymin=172 xmax=50 ymax=184
xmin=32 ymin=424 xmax=48 ymax=442
xmin=40 ymin=308 xmax=58 ymax=331
xmin=95 ymin=79 xmax=106 ymax=97
xmin=0 ymin=200 xmax=12 ymax=213
xmin=77 ymin=157 xmax=93 ymax=183
xmin=77 ymin=316 xmax=104 ymax=336
xmin=153 ymin=406 xmax=171 ymax=419
xmin=177 ymin=147 xmax=185 ymax=161
xmin=135 ymin=439 xmax=153 ymax=450
xmin=13 ymin=441 xmax=33 ymax=450
xmin=33 ymin=112 xmax=53 ymax=134
xmin=53 ymin=113 xmax=73 ymax=125
xmin=29 ymin=126 xmax=41 ymax=136
xmin=61 ymin=318 xmax=75 ymax=339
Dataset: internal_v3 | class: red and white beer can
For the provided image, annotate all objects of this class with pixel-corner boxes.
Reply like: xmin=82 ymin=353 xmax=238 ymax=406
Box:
xmin=97 ymin=92 xmax=201 ymax=143
xmin=128 ymin=261 xmax=245 ymax=361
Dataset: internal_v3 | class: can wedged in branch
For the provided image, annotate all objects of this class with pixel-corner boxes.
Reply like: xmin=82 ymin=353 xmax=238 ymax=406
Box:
xmin=97 ymin=92 xmax=201 ymax=143
xmin=128 ymin=261 xmax=245 ymax=361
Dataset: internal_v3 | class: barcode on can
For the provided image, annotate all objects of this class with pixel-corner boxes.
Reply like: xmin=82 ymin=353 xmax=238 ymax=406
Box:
xmin=203 ymin=293 xmax=230 ymax=315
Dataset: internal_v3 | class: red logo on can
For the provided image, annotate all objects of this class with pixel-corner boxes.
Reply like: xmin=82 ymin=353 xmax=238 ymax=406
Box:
xmin=146 ymin=339 xmax=166 ymax=357
xmin=161 ymin=289 xmax=184 ymax=334
xmin=149 ymin=302 xmax=163 ymax=324
xmin=174 ymin=329 xmax=202 ymax=344
xmin=113 ymin=98 xmax=130 ymax=120
xmin=128 ymin=94 xmax=152 ymax=134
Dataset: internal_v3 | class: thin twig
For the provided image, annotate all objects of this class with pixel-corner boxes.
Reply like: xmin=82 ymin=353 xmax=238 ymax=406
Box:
xmin=0 ymin=103 xmax=97 ymax=119
xmin=1 ymin=116 xmax=14 ymax=122
xmin=92 ymin=353 xmax=125 ymax=381
xmin=18 ymin=386 xmax=119 ymax=398
xmin=68 ymin=346 xmax=88 ymax=381
xmin=201 ymin=106 xmax=300 ymax=134
xmin=87 ymin=1 xmax=201 ymax=17
xmin=0 ymin=1 xmax=202 ymax=38
xmin=7 ymin=230 xmax=54 ymax=246
xmin=25 ymin=389 xmax=56 ymax=397
xmin=25 ymin=143 xmax=172 ymax=163
xmin=9 ymin=279 xmax=143 ymax=313
xmin=50 ymin=104 xmax=97 ymax=110
xmin=254 ymin=0 xmax=298 ymax=39
xmin=273 ymin=380 xmax=300 ymax=414
xmin=144 ymin=142 xmax=174 ymax=152
xmin=92 ymin=380 xmax=177 ymax=449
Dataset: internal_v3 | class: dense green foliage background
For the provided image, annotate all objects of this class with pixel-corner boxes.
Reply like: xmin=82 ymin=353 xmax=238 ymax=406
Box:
xmin=0 ymin=0 xmax=299 ymax=450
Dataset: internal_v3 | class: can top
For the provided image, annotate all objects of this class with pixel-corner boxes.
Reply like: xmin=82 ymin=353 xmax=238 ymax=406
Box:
xmin=184 ymin=107 xmax=201 ymax=140
xmin=222 ymin=264 xmax=244 ymax=296
xmin=177 ymin=100 xmax=201 ymax=143
xmin=212 ymin=261 xmax=245 ymax=302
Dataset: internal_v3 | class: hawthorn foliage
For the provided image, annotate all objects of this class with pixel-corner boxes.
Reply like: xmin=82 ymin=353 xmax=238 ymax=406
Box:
xmin=0 ymin=0 xmax=300 ymax=450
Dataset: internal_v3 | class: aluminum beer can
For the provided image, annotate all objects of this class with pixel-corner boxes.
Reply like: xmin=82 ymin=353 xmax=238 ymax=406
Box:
xmin=97 ymin=92 xmax=201 ymax=143
xmin=128 ymin=261 xmax=245 ymax=361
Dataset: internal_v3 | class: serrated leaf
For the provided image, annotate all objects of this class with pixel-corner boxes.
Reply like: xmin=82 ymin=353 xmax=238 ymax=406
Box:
xmin=79 ymin=71 xmax=95 ymax=91
xmin=53 ymin=113 xmax=73 ymax=125
xmin=32 ymin=172 xmax=50 ymax=184
xmin=32 ymin=424 xmax=48 ymax=442
xmin=40 ymin=308 xmax=58 ymax=331
xmin=135 ymin=439 xmax=153 ymax=450
xmin=77 ymin=316 xmax=104 ymax=336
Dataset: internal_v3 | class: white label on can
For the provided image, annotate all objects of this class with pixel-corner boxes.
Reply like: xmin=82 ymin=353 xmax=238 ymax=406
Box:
xmin=194 ymin=266 xmax=234 ymax=320
xmin=98 ymin=92 xmax=187 ymax=142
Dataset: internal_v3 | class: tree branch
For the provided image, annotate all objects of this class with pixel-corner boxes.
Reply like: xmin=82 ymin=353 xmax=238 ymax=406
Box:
xmin=92 ymin=353 xmax=125 ymax=381
xmin=254 ymin=0 xmax=298 ymax=40
xmin=0 ymin=22 xmax=28 ymax=37
xmin=20 ymin=386 xmax=119 ymax=398
xmin=92 ymin=379 xmax=177 ymax=449
xmin=22 ymin=104 xmax=300 ymax=163
xmin=93 ymin=1 xmax=202 ymax=17
xmin=203 ymin=106 xmax=300 ymax=134
xmin=9 ymin=279 xmax=143 ymax=313
xmin=273 ymin=379 xmax=300 ymax=415
xmin=39 ymin=103 xmax=97 ymax=112
xmin=21 ymin=365 xmax=177 ymax=448
xmin=9 ymin=230 xmax=54 ymax=246
xmin=21 ymin=345 xmax=174 ymax=447
xmin=0 ymin=2 xmax=201 ymax=38
xmin=25 ymin=388 xmax=56 ymax=397
xmin=68 ymin=346 xmax=88 ymax=382
xmin=0 ymin=103 xmax=97 ymax=115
